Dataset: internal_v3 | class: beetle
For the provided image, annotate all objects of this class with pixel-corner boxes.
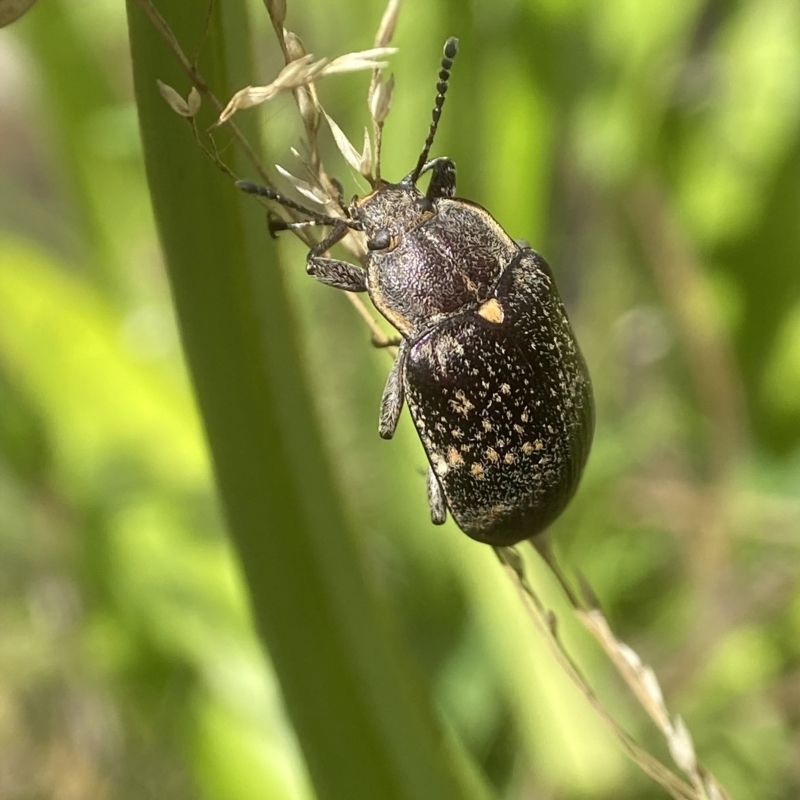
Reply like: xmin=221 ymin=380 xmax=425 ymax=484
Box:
xmin=237 ymin=37 xmax=594 ymax=546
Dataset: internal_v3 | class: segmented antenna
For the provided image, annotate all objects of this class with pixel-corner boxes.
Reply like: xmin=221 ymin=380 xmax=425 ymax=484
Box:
xmin=408 ymin=37 xmax=459 ymax=185
xmin=236 ymin=181 xmax=361 ymax=229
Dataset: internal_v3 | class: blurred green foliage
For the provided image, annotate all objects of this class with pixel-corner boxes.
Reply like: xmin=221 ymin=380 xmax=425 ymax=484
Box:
xmin=1 ymin=0 xmax=799 ymax=798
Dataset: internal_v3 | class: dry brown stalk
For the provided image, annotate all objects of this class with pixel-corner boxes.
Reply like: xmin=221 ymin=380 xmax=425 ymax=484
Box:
xmin=500 ymin=539 xmax=733 ymax=800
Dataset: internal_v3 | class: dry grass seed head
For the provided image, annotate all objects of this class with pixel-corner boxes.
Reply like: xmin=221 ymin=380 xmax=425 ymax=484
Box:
xmin=157 ymin=80 xmax=195 ymax=117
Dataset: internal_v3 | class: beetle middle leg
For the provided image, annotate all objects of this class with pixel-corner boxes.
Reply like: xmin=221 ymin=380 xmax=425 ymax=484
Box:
xmin=306 ymin=222 xmax=368 ymax=292
xmin=379 ymin=340 xmax=408 ymax=439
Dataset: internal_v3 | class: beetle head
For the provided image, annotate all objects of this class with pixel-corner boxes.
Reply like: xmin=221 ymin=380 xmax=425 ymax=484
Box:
xmin=351 ymin=181 xmax=433 ymax=246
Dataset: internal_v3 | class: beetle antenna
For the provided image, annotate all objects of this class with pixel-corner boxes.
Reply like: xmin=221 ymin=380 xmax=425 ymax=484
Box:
xmin=236 ymin=181 xmax=361 ymax=229
xmin=408 ymin=37 xmax=458 ymax=185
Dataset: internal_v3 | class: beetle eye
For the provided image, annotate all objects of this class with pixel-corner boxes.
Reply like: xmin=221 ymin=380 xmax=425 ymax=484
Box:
xmin=415 ymin=196 xmax=434 ymax=213
xmin=367 ymin=229 xmax=393 ymax=251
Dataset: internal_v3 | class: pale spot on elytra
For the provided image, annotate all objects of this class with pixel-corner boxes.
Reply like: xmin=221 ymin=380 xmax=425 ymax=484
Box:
xmin=477 ymin=297 xmax=505 ymax=324
xmin=448 ymin=390 xmax=474 ymax=418
xmin=486 ymin=447 xmax=500 ymax=463
xmin=432 ymin=453 xmax=449 ymax=476
xmin=490 ymin=502 xmax=514 ymax=519
xmin=447 ymin=447 xmax=464 ymax=466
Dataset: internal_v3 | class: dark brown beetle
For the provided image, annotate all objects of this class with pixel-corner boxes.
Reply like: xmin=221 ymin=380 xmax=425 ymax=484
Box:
xmin=238 ymin=38 xmax=594 ymax=545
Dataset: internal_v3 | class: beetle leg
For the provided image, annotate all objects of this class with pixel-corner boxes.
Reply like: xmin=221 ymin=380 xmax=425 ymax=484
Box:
xmin=371 ymin=334 xmax=402 ymax=349
xmin=307 ymin=258 xmax=368 ymax=292
xmin=426 ymin=158 xmax=457 ymax=200
xmin=306 ymin=222 xmax=368 ymax=292
xmin=403 ymin=157 xmax=457 ymax=200
xmin=269 ymin=216 xmax=326 ymax=237
xmin=379 ymin=341 xmax=408 ymax=439
xmin=426 ymin=467 xmax=447 ymax=525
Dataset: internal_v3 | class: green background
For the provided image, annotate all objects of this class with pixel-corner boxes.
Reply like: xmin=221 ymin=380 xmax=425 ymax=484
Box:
xmin=1 ymin=0 xmax=799 ymax=798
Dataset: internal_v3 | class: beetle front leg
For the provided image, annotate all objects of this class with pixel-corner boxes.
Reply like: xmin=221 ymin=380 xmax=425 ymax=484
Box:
xmin=425 ymin=157 xmax=457 ymax=200
xmin=405 ymin=157 xmax=457 ymax=200
xmin=307 ymin=258 xmax=368 ymax=292
xmin=426 ymin=467 xmax=447 ymax=525
xmin=379 ymin=341 xmax=408 ymax=439
xmin=306 ymin=222 xmax=368 ymax=292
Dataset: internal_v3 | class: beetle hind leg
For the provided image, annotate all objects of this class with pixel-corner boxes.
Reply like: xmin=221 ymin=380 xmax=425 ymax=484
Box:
xmin=426 ymin=467 xmax=447 ymax=525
